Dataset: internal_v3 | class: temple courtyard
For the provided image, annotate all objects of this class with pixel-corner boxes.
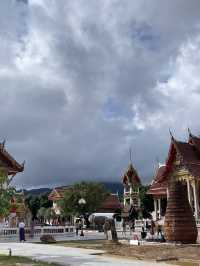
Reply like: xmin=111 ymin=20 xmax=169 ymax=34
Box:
xmin=0 ymin=242 xmax=173 ymax=266
xmin=0 ymin=235 xmax=200 ymax=265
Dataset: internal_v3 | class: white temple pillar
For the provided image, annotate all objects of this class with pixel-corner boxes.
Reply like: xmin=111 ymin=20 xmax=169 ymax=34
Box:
xmin=192 ymin=180 xmax=199 ymax=219
xmin=166 ymin=188 xmax=169 ymax=199
xmin=124 ymin=187 xmax=126 ymax=206
xmin=158 ymin=198 xmax=161 ymax=219
xmin=187 ymin=179 xmax=192 ymax=205
xmin=154 ymin=198 xmax=158 ymax=220
xmin=130 ymin=186 xmax=133 ymax=205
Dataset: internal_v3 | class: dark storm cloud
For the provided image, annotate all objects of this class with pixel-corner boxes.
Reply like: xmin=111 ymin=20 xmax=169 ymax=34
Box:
xmin=1 ymin=0 xmax=200 ymax=188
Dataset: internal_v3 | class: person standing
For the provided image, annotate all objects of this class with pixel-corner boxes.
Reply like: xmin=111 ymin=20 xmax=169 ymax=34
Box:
xmin=80 ymin=219 xmax=84 ymax=237
xmin=18 ymin=220 xmax=26 ymax=242
xmin=75 ymin=220 xmax=79 ymax=236
xmin=150 ymin=219 xmax=155 ymax=239
xmin=122 ymin=219 xmax=126 ymax=237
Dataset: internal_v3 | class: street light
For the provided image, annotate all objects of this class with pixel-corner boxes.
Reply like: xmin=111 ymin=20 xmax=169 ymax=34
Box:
xmin=78 ymin=198 xmax=86 ymax=205
xmin=78 ymin=198 xmax=86 ymax=236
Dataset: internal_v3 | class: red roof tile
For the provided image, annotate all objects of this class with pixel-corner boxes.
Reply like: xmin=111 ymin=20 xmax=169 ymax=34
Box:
xmin=148 ymin=166 xmax=167 ymax=196
xmin=189 ymin=134 xmax=200 ymax=152
xmin=48 ymin=186 xmax=72 ymax=201
xmin=98 ymin=194 xmax=122 ymax=212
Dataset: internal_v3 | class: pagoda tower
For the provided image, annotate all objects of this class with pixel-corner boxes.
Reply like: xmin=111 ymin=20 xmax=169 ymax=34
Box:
xmin=122 ymin=159 xmax=141 ymax=209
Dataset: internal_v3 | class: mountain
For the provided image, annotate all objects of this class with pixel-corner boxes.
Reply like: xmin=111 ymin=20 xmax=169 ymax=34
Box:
xmin=103 ymin=182 xmax=123 ymax=196
xmin=23 ymin=188 xmax=51 ymax=197
xmin=22 ymin=182 xmax=124 ymax=197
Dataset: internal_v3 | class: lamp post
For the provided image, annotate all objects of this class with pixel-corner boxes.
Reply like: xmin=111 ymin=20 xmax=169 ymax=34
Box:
xmin=78 ymin=198 xmax=86 ymax=236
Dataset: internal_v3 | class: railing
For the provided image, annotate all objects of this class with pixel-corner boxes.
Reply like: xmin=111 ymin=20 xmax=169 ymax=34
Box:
xmin=134 ymin=220 xmax=144 ymax=232
xmin=0 ymin=225 xmax=75 ymax=238
xmin=115 ymin=221 xmax=122 ymax=231
xmin=196 ymin=219 xmax=200 ymax=227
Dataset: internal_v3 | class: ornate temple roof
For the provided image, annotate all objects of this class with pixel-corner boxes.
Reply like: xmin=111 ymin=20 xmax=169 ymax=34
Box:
xmin=97 ymin=194 xmax=122 ymax=213
xmin=163 ymin=133 xmax=200 ymax=181
xmin=0 ymin=141 xmax=24 ymax=175
xmin=48 ymin=186 xmax=72 ymax=201
xmin=122 ymin=163 xmax=141 ymax=186
xmin=147 ymin=165 xmax=167 ymax=196
xmin=149 ymin=130 xmax=200 ymax=196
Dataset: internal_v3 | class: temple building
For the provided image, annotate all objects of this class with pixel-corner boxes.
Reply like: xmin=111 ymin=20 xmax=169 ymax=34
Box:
xmin=148 ymin=130 xmax=200 ymax=222
xmin=147 ymin=164 xmax=167 ymax=220
xmin=122 ymin=162 xmax=141 ymax=209
xmin=0 ymin=140 xmax=25 ymax=226
xmin=48 ymin=186 xmax=71 ymax=215
xmin=97 ymin=194 xmax=122 ymax=213
xmin=0 ymin=141 xmax=24 ymax=186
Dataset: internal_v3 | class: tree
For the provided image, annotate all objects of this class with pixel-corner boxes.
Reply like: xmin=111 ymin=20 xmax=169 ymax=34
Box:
xmin=0 ymin=167 xmax=16 ymax=219
xmin=0 ymin=188 xmax=15 ymax=218
xmin=0 ymin=168 xmax=8 ymax=189
xmin=25 ymin=195 xmax=41 ymax=220
xmin=139 ymin=185 xmax=154 ymax=218
xmin=37 ymin=207 xmax=46 ymax=224
xmin=25 ymin=192 xmax=52 ymax=221
xmin=59 ymin=181 xmax=108 ymax=226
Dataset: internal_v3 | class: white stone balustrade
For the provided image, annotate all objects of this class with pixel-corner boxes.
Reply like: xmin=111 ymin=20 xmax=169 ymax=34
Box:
xmin=0 ymin=225 xmax=75 ymax=238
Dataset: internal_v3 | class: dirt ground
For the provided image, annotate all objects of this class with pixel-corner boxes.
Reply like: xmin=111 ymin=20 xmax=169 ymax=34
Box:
xmin=56 ymin=240 xmax=200 ymax=264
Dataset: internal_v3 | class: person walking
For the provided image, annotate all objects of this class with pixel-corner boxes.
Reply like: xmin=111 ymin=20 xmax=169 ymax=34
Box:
xmin=18 ymin=220 xmax=26 ymax=242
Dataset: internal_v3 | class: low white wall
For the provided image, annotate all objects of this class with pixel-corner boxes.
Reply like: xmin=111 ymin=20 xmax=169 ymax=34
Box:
xmin=0 ymin=225 xmax=75 ymax=238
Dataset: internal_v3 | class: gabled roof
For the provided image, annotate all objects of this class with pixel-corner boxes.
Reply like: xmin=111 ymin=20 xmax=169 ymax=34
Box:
xmin=122 ymin=163 xmax=141 ymax=185
xmin=153 ymin=131 xmax=200 ymax=186
xmin=188 ymin=132 xmax=200 ymax=153
xmin=147 ymin=165 xmax=167 ymax=196
xmin=98 ymin=194 xmax=122 ymax=213
xmin=0 ymin=142 xmax=24 ymax=175
xmin=149 ymin=131 xmax=200 ymax=196
xmin=48 ymin=186 xmax=72 ymax=201
xmin=170 ymin=137 xmax=200 ymax=180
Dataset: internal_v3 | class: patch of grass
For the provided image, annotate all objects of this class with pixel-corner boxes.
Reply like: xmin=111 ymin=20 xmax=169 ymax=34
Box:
xmin=0 ymin=255 xmax=59 ymax=266
xmin=55 ymin=239 xmax=107 ymax=250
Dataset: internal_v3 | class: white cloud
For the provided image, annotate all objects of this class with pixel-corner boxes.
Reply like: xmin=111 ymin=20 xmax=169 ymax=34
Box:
xmin=0 ymin=0 xmax=200 ymax=187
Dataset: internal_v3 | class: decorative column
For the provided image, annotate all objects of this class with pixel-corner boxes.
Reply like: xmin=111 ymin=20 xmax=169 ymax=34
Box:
xmin=192 ymin=180 xmax=199 ymax=219
xmin=187 ymin=179 xmax=192 ymax=205
xmin=154 ymin=199 xmax=158 ymax=220
xmin=167 ymin=188 xmax=169 ymax=199
xmin=123 ymin=187 xmax=126 ymax=206
xmin=158 ymin=198 xmax=161 ymax=219
xmin=130 ymin=186 xmax=133 ymax=205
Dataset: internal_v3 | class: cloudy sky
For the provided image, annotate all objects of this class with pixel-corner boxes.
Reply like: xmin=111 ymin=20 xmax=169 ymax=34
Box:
xmin=1 ymin=0 xmax=200 ymax=188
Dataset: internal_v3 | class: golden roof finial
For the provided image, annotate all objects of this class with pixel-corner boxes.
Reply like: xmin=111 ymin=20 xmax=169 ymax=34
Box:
xmin=169 ymin=128 xmax=174 ymax=140
xmin=129 ymin=147 xmax=132 ymax=164
xmin=188 ymin=127 xmax=192 ymax=136
xmin=2 ymin=139 xmax=6 ymax=149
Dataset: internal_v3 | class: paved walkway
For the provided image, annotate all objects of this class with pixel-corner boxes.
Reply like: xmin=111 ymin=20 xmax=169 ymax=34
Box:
xmin=0 ymin=230 xmax=139 ymax=243
xmin=0 ymin=242 xmax=171 ymax=266
xmin=0 ymin=231 xmax=106 ymax=243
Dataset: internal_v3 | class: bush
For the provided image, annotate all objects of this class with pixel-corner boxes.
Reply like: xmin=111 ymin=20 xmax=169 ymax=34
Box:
xmin=40 ymin=234 xmax=56 ymax=244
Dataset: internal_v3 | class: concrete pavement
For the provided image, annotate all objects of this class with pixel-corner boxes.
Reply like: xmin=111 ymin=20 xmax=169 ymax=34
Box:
xmin=0 ymin=230 xmax=106 ymax=243
xmin=0 ymin=242 xmax=171 ymax=266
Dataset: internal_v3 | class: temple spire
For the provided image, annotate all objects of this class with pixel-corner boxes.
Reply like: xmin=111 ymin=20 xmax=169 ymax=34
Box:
xmin=155 ymin=156 xmax=160 ymax=169
xmin=129 ymin=147 xmax=132 ymax=164
xmin=188 ymin=127 xmax=192 ymax=136
xmin=169 ymin=128 xmax=175 ymax=140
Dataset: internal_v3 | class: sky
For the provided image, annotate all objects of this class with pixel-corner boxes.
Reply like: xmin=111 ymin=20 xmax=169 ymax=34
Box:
xmin=1 ymin=0 xmax=200 ymax=188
